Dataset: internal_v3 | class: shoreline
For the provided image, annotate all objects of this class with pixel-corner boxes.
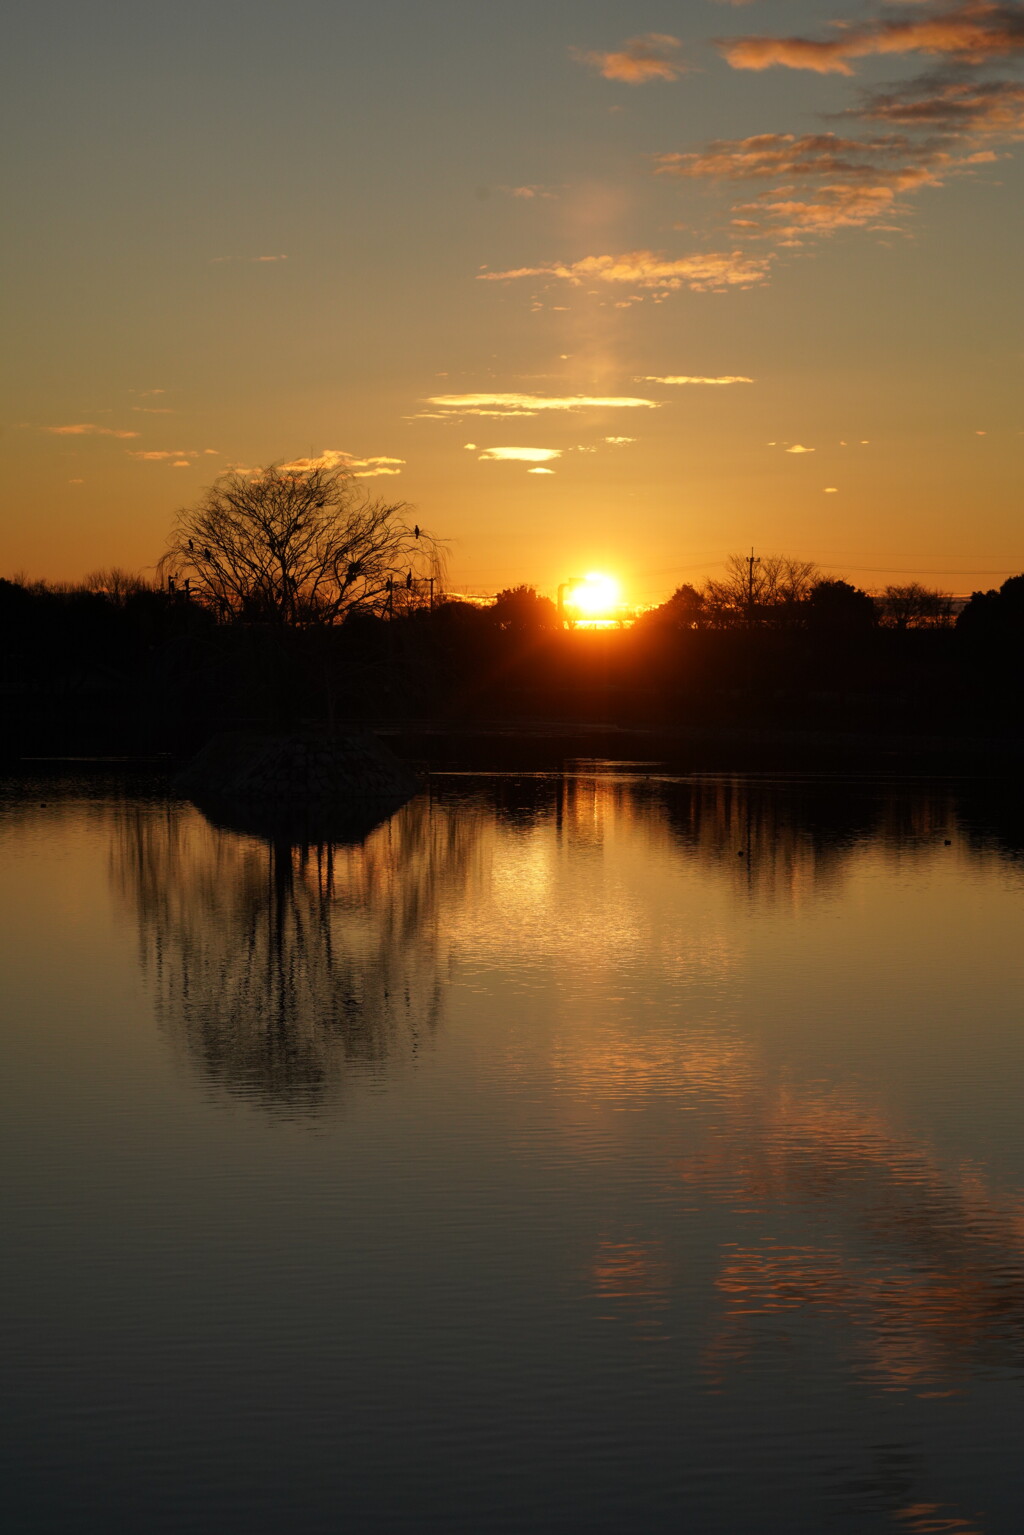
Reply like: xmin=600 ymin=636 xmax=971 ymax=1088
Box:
xmin=5 ymin=719 xmax=1023 ymax=777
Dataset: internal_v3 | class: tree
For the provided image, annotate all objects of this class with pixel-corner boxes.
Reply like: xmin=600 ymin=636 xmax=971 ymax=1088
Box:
xmin=82 ymin=568 xmax=153 ymax=605
xmin=957 ymin=574 xmax=1024 ymax=641
xmin=878 ymin=583 xmax=955 ymax=630
xmin=490 ymin=585 xmax=559 ymax=632
xmin=804 ymin=579 xmax=877 ymax=633
xmin=160 ymin=464 xmax=444 ymax=625
xmin=648 ymin=583 xmax=707 ymax=630
xmin=704 ymin=553 xmax=819 ymax=627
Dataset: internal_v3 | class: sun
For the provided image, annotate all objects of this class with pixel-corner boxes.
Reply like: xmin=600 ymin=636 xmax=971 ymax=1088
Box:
xmin=566 ymin=572 xmax=621 ymax=616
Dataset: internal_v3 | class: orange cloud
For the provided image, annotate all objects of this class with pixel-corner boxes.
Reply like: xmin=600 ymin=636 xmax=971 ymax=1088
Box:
xmin=127 ymin=449 xmax=199 ymax=462
xmin=47 ymin=423 xmax=139 ymax=439
xmin=662 ymin=127 xmax=999 ymax=241
xmin=720 ymin=2 xmax=1024 ymax=75
xmin=637 ymin=374 xmax=754 ymax=385
xmin=476 ymin=446 xmax=563 ymax=462
xmin=479 ymin=248 xmax=772 ymax=293
xmin=573 ymin=33 xmax=687 ymax=83
xmin=418 ymin=393 xmax=662 ymax=419
xmin=657 ymin=131 xmax=942 ymax=181
xmin=851 ymin=76 xmax=1024 ymax=135
xmin=279 ymin=449 xmax=405 ymax=478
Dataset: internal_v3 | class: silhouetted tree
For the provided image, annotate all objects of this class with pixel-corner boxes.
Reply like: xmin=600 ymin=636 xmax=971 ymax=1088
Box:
xmin=82 ymin=568 xmax=153 ymax=604
xmin=161 ymin=464 xmax=444 ymax=625
xmin=648 ymin=583 xmax=708 ymax=630
xmin=705 ymin=553 xmax=819 ymax=627
xmin=957 ymin=574 xmax=1024 ymax=642
xmin=805 ymin=579 xmax=878 ymax=633
xmin=490 ymin=585 xmax=559 ymax=632
xmin=879 ymin=583 xmax=955 ymax=630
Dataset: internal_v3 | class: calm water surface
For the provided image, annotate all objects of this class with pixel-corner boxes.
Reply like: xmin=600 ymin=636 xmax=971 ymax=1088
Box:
xmin=3 ymin=770 xmax=1024 ymax=1534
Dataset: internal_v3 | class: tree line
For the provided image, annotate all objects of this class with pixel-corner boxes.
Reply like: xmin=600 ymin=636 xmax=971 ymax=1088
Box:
xmin=1 ymin=463 xmax=1021 ymax=755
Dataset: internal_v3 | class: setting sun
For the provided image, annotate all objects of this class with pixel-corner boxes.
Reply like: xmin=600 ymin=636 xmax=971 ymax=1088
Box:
xmin=565 ymin=572 xmax=621 ymax=616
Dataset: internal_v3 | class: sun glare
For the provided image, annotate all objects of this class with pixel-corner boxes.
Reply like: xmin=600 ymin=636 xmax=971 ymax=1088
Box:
xmin=566 ymin=572 xmax=621 ymax=616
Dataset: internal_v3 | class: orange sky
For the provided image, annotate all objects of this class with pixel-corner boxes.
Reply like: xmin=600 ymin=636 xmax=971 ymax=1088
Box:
xmin=2 ymin=1 xmax=1022 ymax=603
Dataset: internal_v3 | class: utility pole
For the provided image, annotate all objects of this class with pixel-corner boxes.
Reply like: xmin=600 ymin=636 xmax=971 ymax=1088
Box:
xmin=746 ymin=547 xmax=760 ymax=623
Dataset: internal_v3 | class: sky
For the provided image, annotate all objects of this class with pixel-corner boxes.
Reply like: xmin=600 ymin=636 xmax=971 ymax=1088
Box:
xmin=2 ymin=0 xmax=1022 ymax=604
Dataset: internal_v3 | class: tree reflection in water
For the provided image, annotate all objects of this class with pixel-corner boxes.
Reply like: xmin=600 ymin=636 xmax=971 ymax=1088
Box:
xmin=112 ymin=793 xmax=481 ymax=1112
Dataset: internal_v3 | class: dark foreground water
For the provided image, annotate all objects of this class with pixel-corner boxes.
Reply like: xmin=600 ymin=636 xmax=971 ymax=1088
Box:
xmin=3 ymin=770 xmax=1024 ymax=1535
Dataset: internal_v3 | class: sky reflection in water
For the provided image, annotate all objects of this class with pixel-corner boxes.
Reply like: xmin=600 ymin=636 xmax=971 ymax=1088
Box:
xmin=2 ymin=772 xmax=1023 ymax=1534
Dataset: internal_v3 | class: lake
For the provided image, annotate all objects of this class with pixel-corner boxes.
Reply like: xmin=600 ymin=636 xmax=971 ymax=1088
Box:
xmin=3 ymin=769 xmax=1023 ymax=1534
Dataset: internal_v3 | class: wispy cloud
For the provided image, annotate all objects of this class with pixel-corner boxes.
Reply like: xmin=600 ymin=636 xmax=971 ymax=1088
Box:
xmin=279 ymin=449 xmax=405 ymax=477
xmin=417 ymin=393 xmax=662 ymax=419
xmin=849 ymin=75 xmax=1024 ymax=134
xmin=127 ymin=449 xmax=199 ymax=462
xmin=572 ymin=33 xmax=688 ymax=84
xmin=786 ymin=444 xmax=815 ymax=453
xmin=736 ymin=155 xmax=992 ymax=239
xmin=478 ymin=248 xmax=772 ymax=293
xmin=636 ymin=374 xmax=754 ymax=385
xmin=475 ymin=446 xmax=563 ymax=463
xmin=47 ymin=423 xmax=139 ymax=439
xmin=719 ymin=2 xmax=1024 ymax=75
xmin=657 ymin=131 xmax=945 ymax=181
xmin=209 ymin=254 xmax=288 ymax=264
xmin=504 ymin=184 xmax=560 ymax=199
xmin=657 ymin=127 xmax=999 ymax=240
xmin=528 ymin=467 xmax=556 ymax=475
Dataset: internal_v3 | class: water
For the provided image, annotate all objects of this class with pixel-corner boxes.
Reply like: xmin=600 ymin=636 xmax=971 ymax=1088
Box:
xmin=3 ymin=770 xmax=1024 ymax=1534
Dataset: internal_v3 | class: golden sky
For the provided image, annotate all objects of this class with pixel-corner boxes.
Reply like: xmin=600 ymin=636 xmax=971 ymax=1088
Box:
xmin=2 ymin=1 xmax=1022 ymax=602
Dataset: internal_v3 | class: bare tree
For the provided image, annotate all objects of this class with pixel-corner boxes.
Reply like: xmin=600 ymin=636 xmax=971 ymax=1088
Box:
xmin=160 ymin=464 xmax=444 ymax=624
xmin=82 ymin=568 xmax=152 ymax=604
xmin=704 ymin=553 xmax=819 ymax=627
xmin=879 ymin=583 xmax=955 ymax=630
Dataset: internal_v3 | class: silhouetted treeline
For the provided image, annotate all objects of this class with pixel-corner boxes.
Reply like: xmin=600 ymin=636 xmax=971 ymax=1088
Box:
xmin=1 ymin=569 xmax=1022 ymax=758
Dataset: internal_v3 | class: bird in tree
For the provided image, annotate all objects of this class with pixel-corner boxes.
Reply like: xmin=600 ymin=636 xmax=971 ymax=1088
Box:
xmin=160 ymin=463 xmax=444 ymax=625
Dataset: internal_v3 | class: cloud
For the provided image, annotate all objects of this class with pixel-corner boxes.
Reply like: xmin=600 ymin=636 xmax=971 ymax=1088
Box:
xmin=478 ymin=248 xmax=772 ymax=293
xmin=418 ymin=393 xmax=662 ymax=419
xmin=131 ymin=406 xmax=176 ymax=414
xmin=656 ymin=131 xmax=946 ymax=181
xmin=505 ymin=184 xmax=559 ymax=199
xmin=850 ymin=75 xmax=1024 ymax=135
xmin=605 ymin=435 xmax=636 ymax=444
xmin=734 ymin=163 xmax=982 ymax=238
xmin=660 ymin=129 xmax=998 ymax=240
xmin=279 ymin=449 xmax=405 ymax=477
xmin=47 ymin=423 xmax=139 ymax=439
xmin=636 ymin=374 xmax=754 ymax=385
xmin=824 ymin=486 xmax=839 ymax=492
xmin=210 ymin=254 xmax=288 ymax=264
xmin=528 ymin=467 xmax=556 ymax=475
xmin=127 ymin=449 xmax=199 ymax=462
xmin=786 ymin=444 xmax=815 ymax=452
xmin=572 ymin=33 xmax=687 ymax=83
xmin=476 ymin=446 xmax=563 ymax=462
xmin=719 ymin=3 xmax=1024 ymax=75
